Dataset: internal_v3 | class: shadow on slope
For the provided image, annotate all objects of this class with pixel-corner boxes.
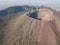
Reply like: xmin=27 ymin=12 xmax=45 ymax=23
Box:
xmin=27 ymin=11 xmax=42 ymax=21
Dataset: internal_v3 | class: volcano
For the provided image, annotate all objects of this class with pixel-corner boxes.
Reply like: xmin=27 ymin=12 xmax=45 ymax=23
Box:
xmin=0 ymin=8 xmax=60 ymax=45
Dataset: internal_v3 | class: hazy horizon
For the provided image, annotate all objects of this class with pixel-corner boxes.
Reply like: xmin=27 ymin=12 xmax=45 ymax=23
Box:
xmin=0 ymin=0 xmax=60 ymax=10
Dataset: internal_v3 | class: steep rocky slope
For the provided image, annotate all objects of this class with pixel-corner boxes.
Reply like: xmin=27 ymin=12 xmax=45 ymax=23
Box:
xmin=0 ymin=8 xmax=60 ymax=45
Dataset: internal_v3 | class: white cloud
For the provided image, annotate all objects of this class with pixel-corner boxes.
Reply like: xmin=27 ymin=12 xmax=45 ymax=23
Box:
xmin=0 ymin=0 xmax=60 ymax=10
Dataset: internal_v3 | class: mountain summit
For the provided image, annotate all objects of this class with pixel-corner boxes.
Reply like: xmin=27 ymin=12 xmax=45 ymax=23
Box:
xmin=0 ymin=6 xmax=60 ymax=45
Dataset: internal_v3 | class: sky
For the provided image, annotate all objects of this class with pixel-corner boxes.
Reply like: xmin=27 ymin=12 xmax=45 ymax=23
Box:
xmin=0 ymin=0 xmax=60 ymax=10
